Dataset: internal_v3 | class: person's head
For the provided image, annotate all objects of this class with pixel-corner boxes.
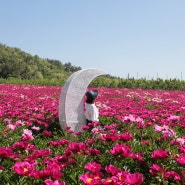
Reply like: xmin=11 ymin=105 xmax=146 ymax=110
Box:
xmin=85 ymin=90 xmax=98 ymax=104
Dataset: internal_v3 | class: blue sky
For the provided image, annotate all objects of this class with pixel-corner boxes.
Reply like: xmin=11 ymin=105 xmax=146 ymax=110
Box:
xmin=1 ymin=0 xmax=185 ymax=79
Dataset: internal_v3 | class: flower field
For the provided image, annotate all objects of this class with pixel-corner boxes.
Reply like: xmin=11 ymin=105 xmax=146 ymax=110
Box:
xmin=0 ymin=84 xmax=185 ymax=185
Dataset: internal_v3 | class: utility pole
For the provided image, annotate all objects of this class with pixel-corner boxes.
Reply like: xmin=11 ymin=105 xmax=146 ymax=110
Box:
xmin=127 ymin=73 xmax=130 ymax=79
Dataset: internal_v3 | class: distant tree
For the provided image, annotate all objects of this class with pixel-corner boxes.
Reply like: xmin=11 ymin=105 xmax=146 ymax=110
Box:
xmin=46 ymin=59 xmax=64 ymax=70
xmin=0 ymin=43 xmax=84 ymax=81
xmin=64 ymin=62 xmax=81 ymax=72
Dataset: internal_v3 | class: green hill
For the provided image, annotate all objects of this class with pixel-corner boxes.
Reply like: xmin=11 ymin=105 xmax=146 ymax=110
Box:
xmin=0 ymin=43 xmax=81 ymax=80
xmin=1 ymin=43 xmax=185 ymax=90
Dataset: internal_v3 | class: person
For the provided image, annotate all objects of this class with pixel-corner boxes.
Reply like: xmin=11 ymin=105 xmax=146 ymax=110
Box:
xmin=84 ymin=90 xmax=99 ymax=126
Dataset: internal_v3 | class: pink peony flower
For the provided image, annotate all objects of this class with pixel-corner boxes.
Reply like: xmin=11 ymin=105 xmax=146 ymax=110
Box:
xmin=115 ymin=171 xmax=144 ymax=185
xmin=118 ymin=132 xmax=133 ymax=141
xmin=84 ymin=161 xmax=102 ymax=174
xmin=175 ymin=138 xmax=185 ymax=146
xmin=12 ymin=141 xmax=36 ymax=151
xmin=151 ymin=149 xmax=169 ymax=159
xmin=110 ymin=143 xmax=132 ymax=157
xmin=75 ymin=131 xmax=82 ymax=136
xmin=0 ymin=147 xmax=13 ymax=158
xmin=79 ymin=172 xmax=102 ymax=185
xmin=174 ymin=153 xmax=185 ymax=165
xmin=102 ymin=177 xmax=114 ymax=185
xmin=48 ymin=139 xmax=69 ymax=147
xmin=68 ymin=142 xmax=88 ymax=152
xmin=87 ymin=148 xmax=102 ymax=155
xmin=103 ymin=133 xmax=118 ymax=141
xmin=82 ymin=125 xmax=90 ymax=130
xmin=165 ymin=170 xmax=181 ymax=181
xmin=42 ymin=130 xmax=52 ymax=136
xmin=0 ymin=166 xmax=4 ymax=171
xmin=15 ymin=120 xmax=25 ymax=126
xmin=105 ymin=164 xmax=121 ymax=176
xmin=31 ymin=126 xmax=40 ymax=130
xmin=33 ymin=148 xmax=51 ymax=158
xmin=125 ymin=172 xmax=144 ymax=185
xmin=44 ymin=179 xmax=66 ymax=185
xmin=22 ymin=129 xmax=34 ymax=141
xmin=149 ymin=164 xmax=164 ymax=175
xmin=129 ymin=152 xmax=144 ymax=161
xmin=12 ymin=161 xmax=35 ymax=176
xmin=7 ymin=124 xmax=16 ymax=131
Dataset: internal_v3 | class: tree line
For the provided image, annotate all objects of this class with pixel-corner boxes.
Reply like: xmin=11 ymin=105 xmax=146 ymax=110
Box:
xmin=0 ymin=43 xmax=81 ymax=80
xmin=1 ymin=43 xmax=185 ymax=91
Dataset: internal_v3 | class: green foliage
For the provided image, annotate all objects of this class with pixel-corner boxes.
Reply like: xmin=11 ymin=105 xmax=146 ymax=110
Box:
xmin=0 ymin=116 xmax=184 ymax=184
xmin=1 ymin=43 xmax=185 ymax=91
xmin=0 ymin=43 xmax=81 ymax=82
xmin=90 ymin=76 xmax=185 ymax=91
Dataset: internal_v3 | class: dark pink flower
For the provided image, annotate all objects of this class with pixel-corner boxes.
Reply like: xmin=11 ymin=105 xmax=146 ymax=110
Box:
xmin=141 ymin=139 xmax=150 ymax=146
xmin=165 ymin=170 xmax=181 ymax=181
xmin=149 ymin=164 xmax=164 ymax=175
xmin=174 ymin=153 xmax=185 ymax=165
xmin=0 ymin=166 xmax=4 ymax=171
xmin=50 ymin=162 xmax=63 ymax=180
xmin=44 ymin=179 xmax=66 ymax=185
xmin=68 ymin=142 xmax=88 ymax=152
xmin=118 ymin=132 xmax=133 ymax=141
xmin=102 ymin=177 xmax=114 ymax=185
xmin=82 ymin=125 xmax=90 ymax=130
xmin=75 ymin=131 xmax=82 ymax=136
xmin=48 ymin=139 xmax=69 ymax=146
xmin=79 ymin=172 xmax=102 ymax=185
xmin=151 ymin=149 xmax=169 ymax=159
xmin=0 ymin=147 xmax=13 ymax=158
xmin=84 ymin=161 xmax=102 ymax=173
xmin=33 ymin=148 xmax=51 ymax=158
xmin=110 ymin=143 xmax=132 ymax=157
xmin=103 ymin=133 xmax=118 ymax=141
xmin=31 ymin=162 xmax=63 ymax=180
xmin=125 ymin=172 xmax=144 ymax=185
xmin=0 ymin=147 xmax=19 ymax=159
xmin=42 ymin=130 xmax=52 ymax=136
xmin=30 ymin=168 xmax=51 ymax=179
xmin=129 ymin=152 xmax=144 ymax=161
xmin=87 ymin=148 xmax=102 ymax=155
xmin=12 ymin=141 xmax=36 ymax=151
xmin=85 ymin=139 xmax=94 ymax=145
xmin=105 ymin=164 xmax=121 ymax=176
xmin=12 ymin=161 xmax=35 ymax=176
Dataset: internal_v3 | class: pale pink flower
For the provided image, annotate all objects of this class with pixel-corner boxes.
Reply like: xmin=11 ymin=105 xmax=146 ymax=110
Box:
xmin=176 ymin=138 xmax=185 ymax=146
xmin=7 ymin=124 xmax=16 ymax=131
xmin=31 ymin=126 xmax=40 ymax=130
xmin=15 ymin=120 xmax=25 ymax=126
xmin=154 ymin=124 xmax=163 ymax=132
xmin=22 ymin=129 xmax=34 ymax=141
xmin=3 ymin=118 xmax=11 ymax=124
